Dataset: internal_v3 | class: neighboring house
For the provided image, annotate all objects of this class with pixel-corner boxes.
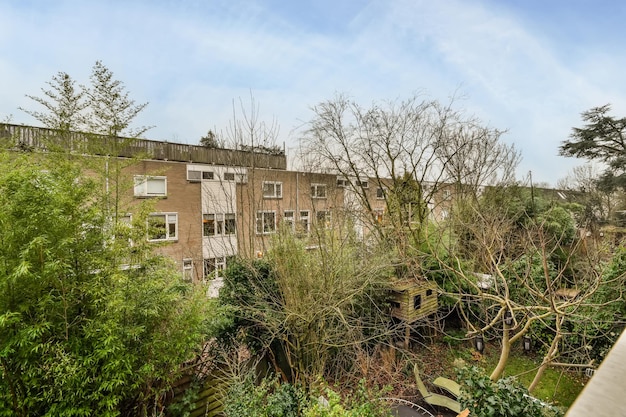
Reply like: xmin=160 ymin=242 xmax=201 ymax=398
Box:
xmin=0 ymin=123 xmax=452 ymax=291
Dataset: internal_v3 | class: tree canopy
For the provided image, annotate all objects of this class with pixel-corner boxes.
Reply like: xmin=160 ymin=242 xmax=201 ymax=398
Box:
xmin=1 ymin=63 xmax=212 ymax=417
xmin=0 ymin=151 xmax=211 ymax=417
xmin=560 ymin=105 xmax=626 ymax=191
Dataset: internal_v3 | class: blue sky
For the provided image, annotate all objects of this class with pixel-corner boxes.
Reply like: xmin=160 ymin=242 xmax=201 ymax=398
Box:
xmin=2 ymin=0 xmax=626 ymax=185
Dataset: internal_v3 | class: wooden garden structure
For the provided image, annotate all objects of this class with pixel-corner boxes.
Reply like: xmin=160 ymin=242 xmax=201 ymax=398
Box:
xmin=389 ymin=280 xmax=439 ymax=348
xmin=390 ymin=280 xmax=439 ymax=323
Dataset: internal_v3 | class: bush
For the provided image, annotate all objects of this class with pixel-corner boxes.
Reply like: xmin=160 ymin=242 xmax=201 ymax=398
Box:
xmin=223 ymin=375 xmax=391 ymax=417
xmin=457 ymin=366 xmax=563 ymax=417
xmin=223 ymin=374 xmax=304 ymax=417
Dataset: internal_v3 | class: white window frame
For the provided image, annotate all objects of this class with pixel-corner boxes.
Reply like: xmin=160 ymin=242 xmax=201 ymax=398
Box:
xmin=356 ymin=180 xmax=369 ymax=189
xmin=224 ymin=213 xmax=236 ymax=235
xmin=204 ymin=213 xmax=236 ymax=236
xmin=134 ymin=175 xmax=167 ymax=197
xmin=187 ymin=170 xmax=202 ymax=181
xmin=256 ymin=211 xmax=277 ymax=235
xmin=262 ymin=181 xmax=282 ymax=199
xmin=316 ymin=210 xmax=331 ymax=229
xmin=147 ymin=213 xmax=178 ymax=242
xmin=203 ymin=213 xmax=219 ymax=236
xmin=187 ymin=170 xmax=214 ymax=181
xmin=182 ymin=258 xmax=194 ymax=281
xmin=115 ymin=214 xmax=133 ymax=244
xmin=203 ymin=256 xmax=226 ymax=281
xmin=376 ymin=187 xmax=385 ymax=199
xmin=283 ymin=210 xmax=295 ymax=231
xmin=299 ymin=210 xmax=310 ymax=234
xmin=223 ymin=172 xmax=235 ymax=181
xmin=311 ymin=183 xmax=327 ymax=199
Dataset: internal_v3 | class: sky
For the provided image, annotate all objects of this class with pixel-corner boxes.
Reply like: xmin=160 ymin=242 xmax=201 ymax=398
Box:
xmin=2 ymin=0 xmax=626 ymax=186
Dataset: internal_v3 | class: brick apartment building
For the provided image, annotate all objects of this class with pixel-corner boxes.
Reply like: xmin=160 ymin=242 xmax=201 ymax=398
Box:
xmin=2 ymin=123 xmax=452 ymax=293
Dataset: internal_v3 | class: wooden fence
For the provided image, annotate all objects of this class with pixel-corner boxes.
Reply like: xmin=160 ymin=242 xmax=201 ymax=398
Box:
xmin=0 ymin=123 xmax=287 ymax=170
xmin=165 ymin=341 xmax=226 ymax=417
xmin=168 ymin=373 xmax=225 ymax=417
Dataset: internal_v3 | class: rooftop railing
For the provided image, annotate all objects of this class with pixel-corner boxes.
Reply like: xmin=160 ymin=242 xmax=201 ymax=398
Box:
xmin=0 ymin=123 xmax=287 ymax=170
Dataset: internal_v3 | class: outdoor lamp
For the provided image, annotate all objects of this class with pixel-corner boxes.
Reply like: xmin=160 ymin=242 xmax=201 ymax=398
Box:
xmin=504 ymin=310 xmax=513 ymax=326
xmin=474 ymin=335 xmax=484 ymax=353
xmin=523 ymin=335 xmax=532 ymax=352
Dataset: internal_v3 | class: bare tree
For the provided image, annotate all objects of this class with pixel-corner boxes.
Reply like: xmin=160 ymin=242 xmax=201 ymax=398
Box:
xmin=436 ymin=121 xmax=519 ymax=198
xmin=299 ymin=93 xmax=518 ymax=255
xmin=225 ymin=94 xmax=282 ymax=155
xmin=557 ymin=164 xmax=621 ymax=227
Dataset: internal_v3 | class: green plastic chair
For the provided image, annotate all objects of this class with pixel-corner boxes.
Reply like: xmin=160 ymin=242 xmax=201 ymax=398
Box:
xmin=413 ymin=364 xmax=462 ymax=414
xmin=433 ymin=375 xmax=461 ymax=398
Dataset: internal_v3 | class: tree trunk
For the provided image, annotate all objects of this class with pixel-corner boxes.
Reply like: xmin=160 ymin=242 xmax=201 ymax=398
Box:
xmin=529 ymin=316 xmax=564 ymax=393
xmin=490 ymin=324 xmax=510 ymax=381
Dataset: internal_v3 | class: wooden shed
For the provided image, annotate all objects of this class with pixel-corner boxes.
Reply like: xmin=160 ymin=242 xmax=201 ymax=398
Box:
xmin=389 ymin=280 xmax=439 ymax=323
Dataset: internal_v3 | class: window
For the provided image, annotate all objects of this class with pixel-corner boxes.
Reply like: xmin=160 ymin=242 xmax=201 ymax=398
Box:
xmin=283 ymin=210 xmax=295 ymax=231
xmin=204 ymin=213 xmax=236 ymax=236
xmin=443 ymin=189 xmax=451 ymax=200
xmin=311 ymin=184 xmax=327 ymax=199
xmin=223 ymin=172 xmax=235 ymax=181
xmin=148 ymin=213 xmax=177 ymax=241
xmin=413 ymin=294 xmax=422 ymax=310
xmin=204 ymin=256 xmax=236 ymax=281
xmin=426 ymin=289 xmax=433 ymax=297
xmin=187 ymin=170 xmax=214 ymax=181
xmin=182 ymin=258 xmax=193 ymax=281
xmin=299 ymin=210 xmax=310 ymax=234
xmin=115 ymin=214 xmax=133 ymax=243
xmin=204 ymin=257 xmax=226 ymax=280
xmin=134 ymin=176 xmax=166 ymax=197
xmin=337 ymin=178 xmax=348 ymax=188
xmin=262 ymin=181 xmax=282 ymax=198
xmin=316 ymin=210 xmax=331 ymax=229
xmin=256 ymin=211 xmax=277 ymax=234
xmin=203 ymin=214 xmax=217 ymax=236
xmin=187 ymin=170 xmax=201 ymax=181
xmin=356 ymin=180 xmax=368 ymax=189
xmin=215 ymin=215 xmax=224 ymax=235
xmin=376 ymin=187 xmax=385 ymax=199
xmin=224 ymin=213 xmax=236 ymax=235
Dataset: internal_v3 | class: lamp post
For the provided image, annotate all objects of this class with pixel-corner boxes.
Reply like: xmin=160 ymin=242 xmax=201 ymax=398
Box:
xmin=523 ymin=335 xmax=532 ymax=352
xmin=504 ymin=310 xmax=513 ymax=327
xmin=474 ymin=334 xmax=484 ymax=353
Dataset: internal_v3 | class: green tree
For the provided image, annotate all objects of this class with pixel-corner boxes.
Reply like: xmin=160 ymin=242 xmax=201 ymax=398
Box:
xmin=0 ymin=152 xmax=211 ymax=417
xmin=19 ymin=71 xmax=87 ymax=132
xmin=85 ymin=60 xmax=150 ymax=138
xmin=199 ymin=130 xmax=220 ymax=148
xmin=438 ymin=186 xmax=617 ymax=387
xmin=559 ymin=105 xmax=626 ymax=191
